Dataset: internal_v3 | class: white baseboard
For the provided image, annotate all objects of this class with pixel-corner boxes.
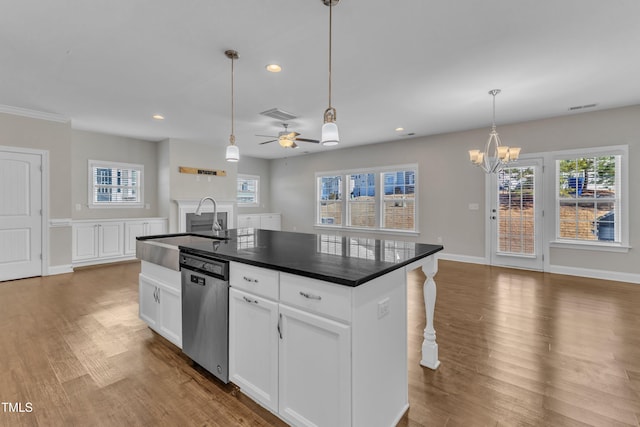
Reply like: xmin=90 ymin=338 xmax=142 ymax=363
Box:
xmin=47 ymin=264 xmax=74 ymax=275
xmin=72 ymin=255 xmax=138 ymax=269
xmin=548 ymin=264 xmax=640 ymax=285
xmin=437 ymin=252 xmax=486 ymax=265
xmin=438 ymin=253 xmax=640 ymax=285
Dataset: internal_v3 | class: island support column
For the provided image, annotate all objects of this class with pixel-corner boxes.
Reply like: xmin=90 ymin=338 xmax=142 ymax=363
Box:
xmin=406 ymin=254 xmax=440 ymax=370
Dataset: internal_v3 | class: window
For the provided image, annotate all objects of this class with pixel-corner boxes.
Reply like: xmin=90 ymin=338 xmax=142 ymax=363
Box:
xmin=237 ymin=174 xmax=260 ymax=206
xmin=88 ymin=160 xmax=143 ymax=208
xmin=554 ymin=145 xmax=627 ymax=246
xmin=316 ymin=165 xmax=417 ymax=233
xmin=318 ymin=175 xmax=342 ymax=225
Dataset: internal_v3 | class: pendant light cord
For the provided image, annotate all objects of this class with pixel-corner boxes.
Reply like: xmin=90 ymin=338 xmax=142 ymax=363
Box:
xmin=231 ymin=55 xmax=235 ymax=140
xmin=328 ymin=1 xmax=332 ymax=109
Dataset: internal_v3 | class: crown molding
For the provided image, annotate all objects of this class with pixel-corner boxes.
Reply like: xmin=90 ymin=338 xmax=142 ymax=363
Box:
xmin=0 ymin=104 xmax=69 ymax=123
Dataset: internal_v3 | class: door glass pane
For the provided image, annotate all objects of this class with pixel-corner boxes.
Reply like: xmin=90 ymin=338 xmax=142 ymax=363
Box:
xmin=497 ymin=167 xmax=535 ymax=255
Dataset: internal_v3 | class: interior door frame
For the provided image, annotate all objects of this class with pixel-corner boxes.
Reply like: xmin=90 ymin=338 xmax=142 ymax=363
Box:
xmin=0 ymin=145 xmax=49 ymax=277
xmin=484 ymin=155 xmax=544 ymax=271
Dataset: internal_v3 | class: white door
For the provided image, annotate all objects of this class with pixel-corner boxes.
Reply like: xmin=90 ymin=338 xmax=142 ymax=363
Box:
xmin=97 ymin=222 xmax=123 ymax=258
xmin=489 ymin=158 xmax=543 ymax=270
xmin=0 ymin=150 xmax=42 ymax=281
xmin=278 ymin=304 xmax=351 ymax=427
xmin=229 ymin=288 xmax=279 ymax=412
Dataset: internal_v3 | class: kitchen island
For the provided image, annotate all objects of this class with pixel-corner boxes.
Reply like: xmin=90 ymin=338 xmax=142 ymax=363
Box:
xmin=137 ymin=228 xmax=442 ymax=427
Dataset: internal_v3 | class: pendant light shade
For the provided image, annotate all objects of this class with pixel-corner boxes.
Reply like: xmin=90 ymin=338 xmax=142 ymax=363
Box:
xmin=225 ymin=140 xmax=239 ymax=162
xmin=321 ymin=121 xmax=339 ymax=146
xmin=225 ymin=49 xmax=240 ymax=162
xmin=321 ymin=0 xmax=340 ymax=146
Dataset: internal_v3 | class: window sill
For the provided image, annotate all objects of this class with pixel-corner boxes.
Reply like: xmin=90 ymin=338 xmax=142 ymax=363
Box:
xmin=550 ymin=240 xmax=630 ymax=253
xmin=314 ymin=224 xmax=420 ymax=237
xmin=88 ymin=204 xmax=144 ymax=209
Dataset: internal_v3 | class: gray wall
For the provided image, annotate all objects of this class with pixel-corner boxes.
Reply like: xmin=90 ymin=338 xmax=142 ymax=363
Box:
xmin=0 ymin=112 xmax=73 ymax=267
xmin=71 ymin=129 xmax=159 ymax=219
xmin=238 ymin=155 xmax=271 ymax=214
xmin=270 ymin=105 xmax=640 ymax=277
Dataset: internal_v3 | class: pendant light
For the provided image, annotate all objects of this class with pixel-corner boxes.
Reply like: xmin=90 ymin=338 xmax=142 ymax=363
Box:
xmin=468 ymin=89 xmax=521 ymax=173
xmin=321 ymin=0 xmax=339 ymax=146
xmin=225 ymin=49 xmax=240 ymax=162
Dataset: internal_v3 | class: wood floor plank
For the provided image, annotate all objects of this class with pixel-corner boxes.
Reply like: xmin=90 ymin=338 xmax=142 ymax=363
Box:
xmin=1 ymin=260 xmax=640 ymax=426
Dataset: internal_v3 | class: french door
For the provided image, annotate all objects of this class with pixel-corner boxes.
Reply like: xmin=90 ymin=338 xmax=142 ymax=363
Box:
xmin=489 ymin=158 xmax=543 ymax=271
xmin=0 ymin=147 xmax=43 ymax=281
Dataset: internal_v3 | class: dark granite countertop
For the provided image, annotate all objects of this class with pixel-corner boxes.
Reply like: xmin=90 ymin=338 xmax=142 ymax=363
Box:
xmin=146 ymin=228 xmax=442 ymax=287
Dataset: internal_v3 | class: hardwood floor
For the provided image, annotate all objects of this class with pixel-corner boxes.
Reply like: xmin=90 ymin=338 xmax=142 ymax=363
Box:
xmin=0 ymin=260 xmax=639 ymax=426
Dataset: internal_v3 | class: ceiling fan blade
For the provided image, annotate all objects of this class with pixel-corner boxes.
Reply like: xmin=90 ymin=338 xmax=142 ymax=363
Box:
xmin=259 ymin=139 xmax=277 ymax=145
xmin=292 ymin=142 xmax=299 ymax=149
xmin=255 ymin=134 xmax=277 ymax=138
xmin=294 ymin=138 xmax=320 ymax=143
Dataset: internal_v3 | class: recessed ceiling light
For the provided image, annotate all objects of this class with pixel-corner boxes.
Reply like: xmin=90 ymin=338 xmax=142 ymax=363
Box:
xmin=395 ymin=127 xmax=404 ymax=132
xmin=265 ymin=64 xmax=282 ymax=73
xmin=152 ymin=114 xmax=165 ymax=120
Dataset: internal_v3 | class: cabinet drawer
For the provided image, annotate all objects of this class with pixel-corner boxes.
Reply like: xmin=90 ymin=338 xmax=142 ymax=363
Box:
xmin=230 ymin=262 xmax=279 ymax=300
xmin=280 ymin=273 xmax=351 ymax=323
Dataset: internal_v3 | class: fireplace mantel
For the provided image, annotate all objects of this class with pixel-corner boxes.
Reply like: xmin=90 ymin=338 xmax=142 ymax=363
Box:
xmin=174 ymin=199 xmax=235 ymax=232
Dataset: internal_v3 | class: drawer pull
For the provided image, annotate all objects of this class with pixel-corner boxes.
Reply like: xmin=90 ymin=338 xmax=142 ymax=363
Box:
xmin=243 ymin=296 xmax=258 ymax=304
xmin=299 ymin=291 xmax=322 ymax=301
xmin=243 ymin=276 xmax=258 ymax=283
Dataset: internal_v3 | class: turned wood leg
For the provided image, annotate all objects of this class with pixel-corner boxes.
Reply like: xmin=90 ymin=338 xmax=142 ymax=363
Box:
xmin=420 ymin=256 xmax=440 ymax=369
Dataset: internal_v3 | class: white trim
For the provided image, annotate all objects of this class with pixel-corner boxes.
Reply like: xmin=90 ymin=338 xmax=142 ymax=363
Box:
xmin=47 ymin=265 xmax=74 ymax=275
xmin=174 ymin=199 xmax=236 ymax=232
xmin=313 ymin=224 xmax=420 ymax=237
xmin=0 ymin=104 xmax=69 ymax=123
xmin=441 ymin=253 xmax=640 ymax=284
xmin=549 ymin=240 xmax=630 ymax=253
xmin=88 ymin=159 xmax=145 ymax=209
xmin=0 ymin=145 xmax=50 ymax=277
xmin=548 ymin=264 xmax=640 ymax=285
xmin=49 ymin=218 xmax=73 ymax=227
xmin=437 ymin=253 xmax=486 ymax=265
xmin=237 ymin=173 xmax=260 ymax=207
xmin=551 ymin=144 xmax=628 ymax=247
xmin=315 ymin=164 xmax=418 ymax=233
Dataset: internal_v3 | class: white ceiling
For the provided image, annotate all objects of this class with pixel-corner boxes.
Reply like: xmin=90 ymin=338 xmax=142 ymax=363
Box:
xmin=2 ymin=0 xmax=640 ymax=159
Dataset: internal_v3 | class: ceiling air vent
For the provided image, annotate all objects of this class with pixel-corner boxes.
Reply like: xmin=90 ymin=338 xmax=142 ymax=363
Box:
xmin=260 ymin=108 xmax=298 ymax=121
xmin=568 ymin=103 xmax=598 ymax=111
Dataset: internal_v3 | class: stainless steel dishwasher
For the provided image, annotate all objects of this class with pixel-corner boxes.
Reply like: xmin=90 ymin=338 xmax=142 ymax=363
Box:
xmin=180 ymin=251 xmax=229 ymax=383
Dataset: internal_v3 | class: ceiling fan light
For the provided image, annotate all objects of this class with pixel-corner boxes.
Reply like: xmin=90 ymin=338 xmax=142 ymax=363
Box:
xmin=321 ymin=122 xmax=339 ymax=146
xmin=278 ymin=137 xmax=294 ymax=148
xmin=225 ymin=143 xmax=239 ymax=162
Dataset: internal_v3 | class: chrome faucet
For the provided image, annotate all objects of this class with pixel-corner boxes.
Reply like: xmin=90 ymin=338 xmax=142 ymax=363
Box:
xmin=194 ymin=196 xmax=223 ymax=233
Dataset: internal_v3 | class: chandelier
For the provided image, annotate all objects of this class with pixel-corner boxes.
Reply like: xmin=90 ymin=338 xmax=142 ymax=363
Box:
xmin=468 ymin=89 xmax=520 ymax=173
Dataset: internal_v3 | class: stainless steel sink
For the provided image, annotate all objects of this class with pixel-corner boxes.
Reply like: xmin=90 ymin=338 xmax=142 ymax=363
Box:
xmin=136 ymin=234 xmax=222 ymax=270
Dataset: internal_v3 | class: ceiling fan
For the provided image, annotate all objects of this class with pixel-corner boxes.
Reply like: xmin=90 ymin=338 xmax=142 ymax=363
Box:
xmin=257 ymin=123 xmax=319 ymax=149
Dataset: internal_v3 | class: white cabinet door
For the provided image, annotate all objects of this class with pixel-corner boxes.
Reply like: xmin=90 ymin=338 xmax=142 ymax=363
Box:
xmin=125 ymin=219 xmax=167 ymax=255
xmin=229 ymin=288 xmax=279 ymax=412
xmin=146 ymin=219 xmax=166 ymax=236
xmin=158 ymin=285 xmax=182 ymax=348
xmin=278 ymin=304 xmax=351 ymax=427
xmin=238 ymin=215 xmax=261 ymax=228
xmin=260 ymin=214 xmax=281 ymax=231
xmin=73 ymin=223 xmax=99 ymax=261
xmin=125 ymin=221 xmax=145 ymax=255
xmin=97 ymin=222 xmax=124 ymax=258
xmin=139 ymin=274 xmax=159 ymax=328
